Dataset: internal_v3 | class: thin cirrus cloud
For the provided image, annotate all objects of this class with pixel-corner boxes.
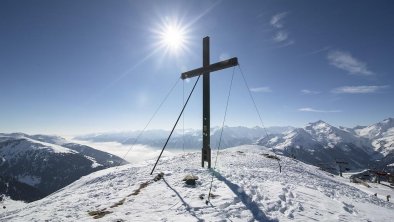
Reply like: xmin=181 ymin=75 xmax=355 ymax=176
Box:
xmin=250 ymin=86 xmax=272 ymax=93
xmin=270 ymin=12 xmax=288 ymax=28
xmin=298 ymin=107 xmax=341 ymax=113
xmin=331 ymin=85 xmax=389 ymax=94
xmin=327 ymin=50 xmax=374 ymax=75
xmin=273 ymin=31 xmax=288 ymax=42
xmin=270 ymin=12 xmax=294 ymax=46
xmin=301 ymin=89 xmax=320 ymax=95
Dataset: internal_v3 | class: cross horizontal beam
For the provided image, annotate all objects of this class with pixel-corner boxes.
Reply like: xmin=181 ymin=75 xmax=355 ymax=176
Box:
xmin=181 ymin=57 xmax=238 ymax=80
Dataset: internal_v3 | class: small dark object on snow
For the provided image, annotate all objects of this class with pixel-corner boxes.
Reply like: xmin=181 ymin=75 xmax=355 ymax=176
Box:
xmin=199 ymin=194 xmax=205 ymax=200
xmin=209 ymin=193 xmax=219 ymax=199
xmin=2 ymin=206 xmax=5 ymax=209
xmin=374 ymin=193 xmax=377 ymax=197
xmin=262 ymin=153 xmax=281 ymax=161
xmin=237 ymin=151 xmax=244 ymax=154
xmin=128 ymin=181 xmax=151 ymax=196
xmin=183 ymin=175 xmax=199 ymax=186
xmin=387 ymin=195 xmax=391 ymax=202
xmin=270 ymin=155 xmax=280 ymax=161
xmin=154 ymin=172 xmax=164 ymax=181
xmin=88 ymin=209 xmax=113 ymax=219
xmin=110 ymin=198 xmax=126 ymax=208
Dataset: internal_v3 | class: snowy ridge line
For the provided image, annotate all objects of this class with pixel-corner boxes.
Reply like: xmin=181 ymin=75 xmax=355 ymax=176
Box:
xmin=1 ymin=145 xmax=393 ymax=221
xmin=0 ymin=133 xmax=127 ymax=203
xmin=258 ymin=119 xmax=394 ymax=172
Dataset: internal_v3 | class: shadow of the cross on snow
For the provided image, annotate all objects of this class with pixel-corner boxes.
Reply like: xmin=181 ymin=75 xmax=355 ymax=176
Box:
xmin=162 ymin=178 xmax=204 ymax=222
xmin=212 ymin=170 xmax=278 ymax=222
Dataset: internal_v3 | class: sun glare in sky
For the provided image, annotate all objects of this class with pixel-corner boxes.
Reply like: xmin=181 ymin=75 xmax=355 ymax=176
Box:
xmin=155 ymin=18 xmax=189 ymax=55
xmin=162 ymin=25 xmax=185 ymax=50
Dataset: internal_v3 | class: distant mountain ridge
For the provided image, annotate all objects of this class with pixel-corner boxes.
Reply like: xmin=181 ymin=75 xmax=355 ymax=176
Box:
xmin=258 ymin=118 xmax=394 ymax=173
xmin=74 ymin=119 xmax=394 ymax=173
xmin=74 ymin=126 xmax=295 ymax=149
xmin=0 ymin=133 xmax=127 ymax=202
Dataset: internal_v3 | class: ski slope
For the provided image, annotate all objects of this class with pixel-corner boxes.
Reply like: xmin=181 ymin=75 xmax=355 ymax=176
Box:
xmin=1 ymin=145 xmax=393 ymax=221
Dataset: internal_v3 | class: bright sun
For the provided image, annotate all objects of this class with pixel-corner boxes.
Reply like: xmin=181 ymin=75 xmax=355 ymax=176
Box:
xmin=162 ymin=26 xmax=185 ymax=50
xmin=156 ymin=19 xmax=189 ymax=54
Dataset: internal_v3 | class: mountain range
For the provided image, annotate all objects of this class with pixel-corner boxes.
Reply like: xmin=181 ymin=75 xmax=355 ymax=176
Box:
xmin=258 ymin=118 xmax=394 ymax=173
xmin=1 ymin=118 xmax=393 ymax=203
xmin=0 ymin=133 xmax=127 ymax=202
xmin=76 ymin=118 xmax=394 ymax=173
xmin=74 ymin=126 xmax=294 ymax=149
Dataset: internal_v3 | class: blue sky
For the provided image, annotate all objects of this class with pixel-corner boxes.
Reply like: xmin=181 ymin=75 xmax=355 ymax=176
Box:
xmin=1 ymin=0 xmax=393 ymax=135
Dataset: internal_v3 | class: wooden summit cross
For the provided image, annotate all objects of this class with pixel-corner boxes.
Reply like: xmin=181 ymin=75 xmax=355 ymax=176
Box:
xmin=181 ymin=36 xmax=238 ymax=168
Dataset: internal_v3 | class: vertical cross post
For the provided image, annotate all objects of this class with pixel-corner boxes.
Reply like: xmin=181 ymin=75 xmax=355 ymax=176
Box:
xmin=202 ymin=37 xmax=211 ymax=168
xmin=180 ymin=36 xmax=238 ymax=169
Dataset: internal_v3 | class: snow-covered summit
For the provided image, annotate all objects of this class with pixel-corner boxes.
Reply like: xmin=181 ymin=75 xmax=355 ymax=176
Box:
xmin=304 ymin=120 xmax=366 ymax=147
xmin=1 ymin=145 xmax=393 ymax=221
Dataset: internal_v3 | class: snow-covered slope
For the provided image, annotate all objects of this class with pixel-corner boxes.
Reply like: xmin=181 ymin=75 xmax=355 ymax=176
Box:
xmin=1 ymin=145 xmax=393 ymax=221
xmin=0 ymin=133 xmax=127 ymax=202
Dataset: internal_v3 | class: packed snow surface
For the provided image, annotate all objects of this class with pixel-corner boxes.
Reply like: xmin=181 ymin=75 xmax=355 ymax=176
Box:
xmin=1 ymin=145 xmax=393 ymax=221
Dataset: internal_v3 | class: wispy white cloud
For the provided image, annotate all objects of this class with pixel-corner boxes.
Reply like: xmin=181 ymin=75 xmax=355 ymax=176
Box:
xmin=273 ymin=31 xmax=288 ymax=42
xmin=276 ymin=40 xmax=295 ymax=48
xmin=331 ymin=85 xmax=389 ymax=94
xmin=301 ymin=46 xmax=331 ymax=57
xmin=250 ymin=86 xmax=272 ymax=93
xmin=301 ymin=89 xmax=320 ymax=95
xmin=298 ymin=107 xmax=341 ymax=113
xmin=270 ymin=12 xmax=294 ymax=47
xmin=327 ymin=50 xmax=374 ymax=75
xmin=270 ymin=12 xmax=288 ymax=28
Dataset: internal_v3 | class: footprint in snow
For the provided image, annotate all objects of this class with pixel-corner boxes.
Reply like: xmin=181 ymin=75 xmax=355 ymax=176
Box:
xmin=342 ymin=202 xmax=357 ymax=215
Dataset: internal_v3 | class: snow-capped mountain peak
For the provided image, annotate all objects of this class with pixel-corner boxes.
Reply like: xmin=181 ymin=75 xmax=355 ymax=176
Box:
xmin=258 ymin=120 xmax=379 ymax=170
xmin=356 ymin=118 xmax=394 ymax=139
xmin=304 ymin=120 xmax=338 ymax=141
